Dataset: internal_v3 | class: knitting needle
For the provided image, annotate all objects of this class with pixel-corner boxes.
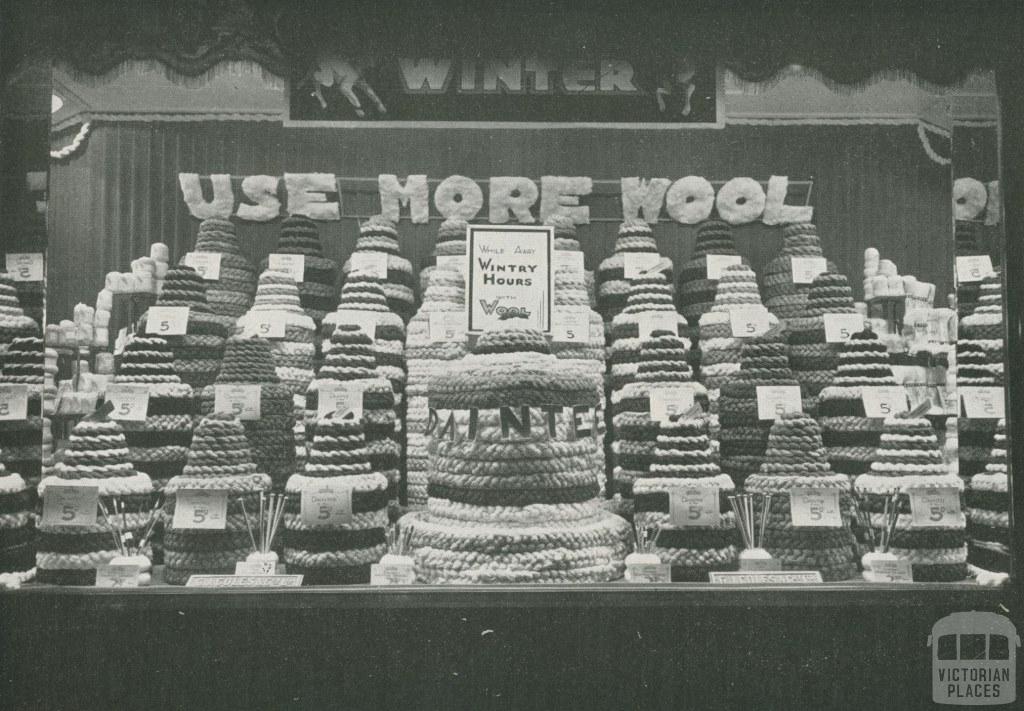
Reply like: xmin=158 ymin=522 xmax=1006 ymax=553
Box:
xmin=259 ymin=491 xmax=265 ymax=553
xmin=759 ymin=494 xmax=772 ymax=549
xmin=240 ymin=497 xmax=258 ymax=553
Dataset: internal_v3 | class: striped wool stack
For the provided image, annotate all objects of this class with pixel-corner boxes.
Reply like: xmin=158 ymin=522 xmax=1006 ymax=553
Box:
xmin=634 ymin=414 xmax=739 ymax=580
xmin=954 ymin=221 xmax=983 ymax=318
xmin=306 ymin=324 xmax=401 ymax=513
xmin=419 ymin=217 xmax=467 ymax=294
xmin=404 ymin=267 xmax=468 ymax=509
xmin=957 ymin=274 xmax=1003 ymax=479
xmin=966 ymin=419 xmax=1009 ymax=573
xmin=596 ymin=219 xmax=673 ymax=327
xmin=745 ymin=412 xmax=857 ymax=580
xmin=283 ymin=414 xmax=388 ymax=584
xmin=259 ymin=215 xmax=338 ymax=324
xmin=341 ymin=215 xmax=416 ymax=323
xmin=113 ymin=336 xmax=194 ymax=492
xmin=786 ymin=272 xmax=861 ymax=416
xmin=405 ymin=323 xmax=631 ymax=583
xmin=0 ymin=273 xmax=39 ymax=351
xmin=0 ymin=460 xmax=34 ymax=572
xmin=677 ymin=219 xmax=746 ymax=325
xmin=762 ymin=223 xmax=839 ymax=323
xmin=718 ymin=329 xmax=799 ymax=489
xmin=0 ymin=337 xmax=44 ymax=487
xmin=182 ymin=218 xmax=257 ymax=318
xmin=36 ymin=419 xmax=154 ymax=585
xmin=548 ymin=214 xmax=596 ymax=307
xmin=137 ymin=265 xmax=229 ymax=389
xmin=854 ymin=414 xmax=967 ymax=581
xmin=611 ymin=332 xmax=707 ymax=511
xmin=163 ymin=413 xmax=272 ymax=584
xmin=200 ymin=337 xmax=295 ymax=491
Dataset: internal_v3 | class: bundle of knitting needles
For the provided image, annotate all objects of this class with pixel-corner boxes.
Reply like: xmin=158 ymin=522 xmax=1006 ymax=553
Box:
xmin=386 ymin=523 xmax=414 ymax=556
xmin=870 ymin=490 xmax=901 ymax=554
xmin=728 ymin=493 xmax=772 ymax=550
xmin=632 ymin=521 xmax=661 ymax=554
xmin=240 ymin=492 xmax=286 ymax=555
xmin=98 ymin=493 xmax=163 ymax=557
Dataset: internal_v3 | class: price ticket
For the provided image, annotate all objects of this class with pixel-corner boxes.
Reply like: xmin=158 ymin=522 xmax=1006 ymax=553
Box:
xmin=41 ymin=483 xmax=99 ymax=527
xmin=861 ymin=386 xmax=908 ymax=419
xmin=317 ymin=381 xmax=366 ymax=420
xmin=553 ymin=250 xmax=585 ymax=278
xmin=251 ymin=314 xmax=287 ymax=340
xmin=960 ymin=387 xmax=1005 ymax=419
xmin=5 ymin=252 xmax=44 ymax=281
xmin=790 ymin=488 xmax=842 ymax=528
xmin=268 ymin=253 xmax=305 ymax=282
xmin=649 ymin=385 xmax=695 ymax=423
xmin=106 ymin=384 xmax=150 ymax=422
xmin=429 ymin=311 xmax=467 ymax=343
xmin=350 ymin=251 xmax=389 ymax=279
xmin=668 ymin=485 xmax=720 ymax=527
xmin=172 ymin=489 xmax=228 ymax=530
xmin=0 ymin=384 xmax=29 ymax=421
xmin=552 ymin=308 xmax=590 ymax=343
xmin=145 ymin=306 xmax=189 ymax=336
xmin=183 ymin=251 xmax=222 ymax=280
xmin=301 ymin=480 xmax=353 ymax=526
xmin=214 ymin=384 xmax=261 ymax=420
xmin=729 ymin=308 xmax=770 ymax=338
xmin=791 ymin=256 xmax=827 ymax=284
xmin=823 ymin=313 xmax=865 ymax=343
xmin=955 ymin=255 xmax=994 ymax=284
xmin=755 ymin=385 xmax=803 ymax=420
xmin=909 ymin=487 xmax=962 ymax=528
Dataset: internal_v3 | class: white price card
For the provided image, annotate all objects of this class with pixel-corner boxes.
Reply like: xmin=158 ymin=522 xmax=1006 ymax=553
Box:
xmin=350 ymin=251 xmax=389 ymax=279
xmin=251 ymin=314 xmax=286 ymax=340
xmin=435 ymin=254 xmax=467 ymax=276
xmin=317 ymin=381 xmax=365 ymax=420
xmin=183 ymin=251 xmax=222 ymax=280
xmin=909 ymin=487 xmax=962 ymax=528
xmin=960 ymin=386 xmax=1005 ymax=419
xmin=669 ymin=485 xmax=720 ymax=527
xmin=370 ymin=560 xmax=417 ymax=585
xmin=625 ymin=563 xmax=672 ymax=583
xmin=0 ymin=384 xmax=29 ymax=421
xmin=214 ymin=384 xmax=261 ymax=420
xmin=552 ymin=308 xmax=590 ymax=343
xmin=172 ymin=489 xmax=228 ymax=530
xmin=861 ymin=386 xmax=909 ymax=419
xmin=145 ymin=306 xmax=189 ymax=336
xmin=637 ymin=311 xmax=677 ymax=339
xmin=5 ymin=252 xmax=44 ymax=281
xmin=95 ymin=564 xmax=141 ymax=588
xmin=268 ymin=253 xmax=306 ymax=282
xmin=729 ymin=308 xmax=770 ymax=338
xmin=429 ymin=311 xmax=467 ymax=343
xmin=706 ymin=254 xmax=742 ymax=280
xmin=791 ymin=256 xmax=827 ymax=284
xmin=623 ymin=252 xmax=661 ymax=279
xmin=823 ymin=313 xmax=865 ymax=343
xmin=554 ymin=250 xmax=585 ymax=278
xmin=955 ymin=255 xmax=994 ymax=283
xmin=235 ymin=560 xmax=277 ymax=576
xmin=866 ymin=558 xmax=913 ymax=583
xmin=106 ymin=384 xmax=150 ymax=422
xmin=301 ymin=480 xmax=353 ymax=527
xmin=340 ymin=312 xmax=378 ymax=340
xmin=41 ymin=483 xmax=99 ymax=527
xmin=649 ymin=386 xmax=695 ymax=423
xmin=790 ymin=488 xmax=842 ymax=528
xmin=756 ymin=385 xmax=803 ymax=420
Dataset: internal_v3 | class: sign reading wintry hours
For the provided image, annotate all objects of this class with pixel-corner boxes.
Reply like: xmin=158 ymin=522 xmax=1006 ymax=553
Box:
xmin=466 ymin=225 xmax=554 ymax=334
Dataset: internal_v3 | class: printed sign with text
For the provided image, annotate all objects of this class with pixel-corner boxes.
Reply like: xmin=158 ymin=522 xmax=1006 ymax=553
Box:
xmin=467 ymin=225 xmax=553 ymax=333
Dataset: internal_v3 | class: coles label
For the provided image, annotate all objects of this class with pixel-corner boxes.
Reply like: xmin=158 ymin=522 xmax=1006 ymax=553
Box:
xmin=552 ymin=308 xmax=590 ymax=343
xmin=350 ymin=251 xmax=389 ymax=279
xmin=106 ymin=384 xmax=150 ymax=422
xmin=669 ymin=485 xmax=719 ymax=527
xmin=823 ymin=313 xmax=865 ymax=343
xmin=145 ymin=306 xmax=189 ymax=336
xmin=729 ymin=308 xmax=770 ymax=338
xmin=41 ymin=483 xmax=99 ymax=527
xmin=861 ymin=386 xmax=909 ymax=419
xmin=755 ymin=385 xmax=802 ymax=420
xmin=790 ymin=488 xmax=842 ymax=528
xmin=909 ymin=487 xmax=962 ymax=528
xmin=649 ymin=386 xmax=695 ymax=423
xmin=301 ymin=481 xmax=353 ymax=526
xmin=706 ymin=254 xmax=742 ymax=280
xmin=623 ymin=252 xmax=661 ymax=279
xmin=183 ymin=251 xmax=222 ymax=280
xmin=268 ymin=253 xmax=306 ymax=282
xmin=0 ymin=384 xmax=29 ymax=421
xmin=960 ymin=386 xmax=1005 ymax=419
xmin=317 ymin=381 xmax=366 ymax=420
xmin=955 ymin=255 xmax=994 ymax=284
xmin=172 ymin=489 xmax=229 ymax=529
xmin=791 ymin=256 xmax=827 ymax=284
xmin=428 ymin=311 xmax=467 ymax=343
xmin=214 ymin=384 xmax=261 ymax=420
xmin=5 ymin=252 xmax=44 ymax=281
xmin=637 ymin=311 xmax=677 ymax=339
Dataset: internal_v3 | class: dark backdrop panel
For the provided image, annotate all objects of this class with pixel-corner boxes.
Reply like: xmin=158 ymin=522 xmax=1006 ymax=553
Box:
xmin=46 ymin=122 xmax=953 ymax=321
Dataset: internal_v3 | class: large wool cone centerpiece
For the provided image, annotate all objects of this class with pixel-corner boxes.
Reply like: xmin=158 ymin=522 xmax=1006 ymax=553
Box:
xmin=181 ymin=218 xmax=257 ymax=318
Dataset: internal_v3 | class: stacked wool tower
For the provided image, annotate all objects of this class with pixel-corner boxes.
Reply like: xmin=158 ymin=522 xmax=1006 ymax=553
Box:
xmin=404 ymin=267 xmax=468 ymax=509
xmin=717 ymin=329 xmax=800 ymax=489
xmin=677 ymin=218 xmax=746 ymax=326
xmin=762 ymin=222 xmax=839 ymax=323
xmin=547 ymin=214 xmax=596 ymax=307
xmin=419 ymin=217 xmax=467 ymax=294
xmin=0 ymin=337 xmax=44 ymax=487
xmin=182 ymin=218 xmax=257 ymax=318
xmin=36 ymin=419 xmax=153 ymax=584
xmin=137 ymin=265 xmax=229 ymax=389
xmin=283 ymin=414 xmax=388 ymax=583
xmin=966 ymin=419 xmax=1009 ymax=573
xmin=200 ymin=337 xmax=295 ymax=491
xmin=342 ymin=215 xmax=416 ymax=323
xmin=633 ymin=414 xmax=739 ymax=580
xmin=0 ymin=273 xmax=39 ymax=352
xmin=954 ymin=220 xmax=984 ymax=318
xmin=260 ymin=215 xmax=339 ymax=325
xmin=306 ymin=324 xmax=401 ymax=512
xmin=744 ymin=412 xmax=857 ymax=581
xmin=854 ymin=413 xmax=967 ymax=581
xmin=163 ymin=413 xmax=272 ymax=584
xmin=957 ymin=274 xmax=1004 ymax=479
xmin=405 ymin=323 xmax=632 ymax=583
xmin=596 ymin=219 xmax=673 ymax=327
xmin=0 ymin=459 xmax=35 ymax=572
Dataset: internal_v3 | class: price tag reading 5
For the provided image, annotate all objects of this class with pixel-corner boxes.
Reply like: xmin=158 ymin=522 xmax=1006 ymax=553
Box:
xmin=552 ymin=308 xmax=590 ymax=343
xmin=317 ymin=381 xmax=366 ymax=420
xmin=669 ymin=485 xmax=719 ymax=527
xmin=268 ymin=253 xmax=305 ymax=282
xmin=5 ymin=252 xmax=44 ymax=281
xmin=428 ymin=311 xmax=466 ymax=343
xmin=183 ymin=251 xmax=222 ymax=280
xmin=0 ymin=384 xmax=29 ymax=421
xmin=145 ymin=306 xmax=189 ymax=336
xmin=41 ymin=483 xmax=99 ymax=527
xmin=823 ymin=313 xmax=865 ymax=343
xmin=909 ymin=487 xmax=962 ymax=528
xmin=301 ymin=481 xmax=353 ymax=527
xmin=173 ymin=489 xmax=228 ymax=530
xmin=791 ymin=256 xmax=827 ymax=284
xmin=729 ymin=308 xmax=770 ymax=338
xmin=252 ymin=316 xmax=286 ymax=340
xmin=790 ymin=488 xmax=842 ymax=528
xmin=350 ymin=251 xmax=389 ymax=279
xmin=106 ymin=384 xmax=150 ymax=422
xmin=960 ymin=387 xmax=1005 ymax=419
xmin=214 ymin=385 xmax=261 ymax=420
xmin=861 ymin=386 xmax=908 ymax=419
xmin=955 ymin=255 xmax=994 ymax=284
xmin=755 ymin=385 xmax=802 ymax=420
xmin=649 ymin=386 xmax=695 ymax=423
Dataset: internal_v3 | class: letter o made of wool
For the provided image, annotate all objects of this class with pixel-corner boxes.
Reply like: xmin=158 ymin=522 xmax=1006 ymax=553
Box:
xmin=715 ymin=177 xmax=766 ymax=225
xmin=952 ymin=177 xmax=987 ymax=221
xmin=434 ymin=175 xmax=484 ymax=220
xmin=665 ymin=175 xmax=714 ymax=224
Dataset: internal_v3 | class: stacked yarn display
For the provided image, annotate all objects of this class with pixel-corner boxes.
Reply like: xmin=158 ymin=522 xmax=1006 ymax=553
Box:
xmin=548 ymin=214 xmax=596 ymax=307
xmin=744 ymin=412 xmax=857 ymax=580
xmin=0 ymin=337 xmax=45 ymax=487
xmin=181 ymin=218 xmax=257 ymax=319
xmin=341 ymin=216 xmax=416 ymax=323
xmin=677 ymin=219 xmax=746 ymax=326
xmin=957 ymin=274 xmax=1004 ymax=479
xmin=36 ymin=418 xmax=154 ymax=584
xmin=259 ymin=216 xmax=339 ymax=325
xmin=762 ymin=223 xmax=838 ymax=323
xmin=966 ymin=419 xmax=1009 ymax=573
xmin=0 ymin=460 xmax=34 ymax=572
xmin=405 ymin=323 xmax=631 ymax=583
xmin=164 ymin=413 xmax=271 ymax=584
xmin=419 ymin=217 xmax=467 ymax=294
xmin=863 ymin=248 xmax=936 ymax=310
xmin=596 ymin=219 xmax=673 ymax=327
xmin=0 ymin=273 xmax=39 ymax=349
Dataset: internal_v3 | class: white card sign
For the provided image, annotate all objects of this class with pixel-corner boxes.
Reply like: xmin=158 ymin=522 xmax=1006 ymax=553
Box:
xmin=370 ymin=560 xmax=417 ymax=585
xmin=94 ymin=564 xmax=141 ymax=588
xmin=649 ymin=386 xmax=695 ymax=423
xmin=172 ymin=489 xmax=229 ymax=530
xmin=183 ymin=251 xmax=222 ymax=280
xmin=5 ymin=252 xmax=44 ymax=281
xmin=428 ymin=311 xmax=467 ymax=343
xmin=909 ymin=487 xmax=962 ymax=528
xmin=0 ymin=384 xmax=29 ymax=421
xmin=861 ymin=386 xmax=909 ymax=419
xmin=268 ymin=253 xmax=306 ymax=282
xmin=960 ymin=387 xmax=1005 ymax=419
xmin=791 ymin=256 xmax=827 ymax=284
xmin=955 ymin=255 xmax=994 ymax=283
xmin=623 ymin=251 xmax=661 ymax=279
xmin=41 ymin=483 xmax=99 ymax=527
xmin=637 ymin=311 xmax=677 ymax=339
xmin=251 ymin=314 xmax=287 ymax=340
xmin=823 ymin=313 xmax=865 ymax=343
xmin=350 ymin=251 xmax=389 ymax=279
xmin=301 ymin=480 xmax=353 ymax=527
xmin=235 ymin=560 xmax=277 ymax=576
xmin=669 ymin=485 xmax=720 ymax=527
xmin=317 ymin=381 xmax=366 ymax=420
xmin=729 ymin=308 xmax=770 ymax=338
xmin=553 ymin=250 xmax=585 ymax=278
xmin=214 ymin=384 xmax=261 ymax=420
xmin=706 ymin=254 xmax=742 ymax=280
xmin=467 ymin=225 xmax=554 ymax=333
xmin=106 ymin=384 xmax=150 ymax=422
xmin=145 ymin=306 xmax=189 ymax=336
xmin=790 ymin=488 xmax=842 ymax=528
xmin=866 ymin=558 xmax=914 ymax=583
xmin=755 ymin=385 xmax=802 ymax=420
xmin=552 ymin=308 xmax=590 ymax=343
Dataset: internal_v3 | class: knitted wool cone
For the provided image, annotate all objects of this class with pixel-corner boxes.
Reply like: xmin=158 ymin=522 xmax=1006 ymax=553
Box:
xmin=405 ymin=267 xmax=468 ymax=509
xmin=163 ymin=413 xmax=272 ymax=585
xmin=306 ymin=324 xmax=401 ymax=511
xmin=0 ymin=337 xmax=44 ymax=487
xmin=677 ymin=219 xmax=747 ymax=325
xmin=419 ymin=217 xmax=467 ymax=295
xmin=342 ymin=215 xmax=416 ymax=323
xmin=717 ymin=328 xmax=799 ymax=489
xmin=137 ymin=265 xmax=229 ymax=389
xmin=744 ymin=412 xmax=857 ymax=580
xmin=633 ymin=414 xmax=740 ymax=580
xmin=548 ymin=214 xmax=596 ymax=307
xmin=762 ymin=223 xmax=839 ymax=323
xmin=966 ymin=420 xmax=1009 ymax=573
xmin=854 ymin=413 xmax=968 ymax=581
xmin=404 ymin=322 xmax=631 ymax=583
xmin=181 ymin=217 xmax=257 ymax=318
xmin=199 ymin=337 xmax=295 ymax=491
xmin=0 ymin=273 xmax=40 ymax=349
xmin=0 ymin=460 xmax=35 ymax=572
xmin=283 ymin=414 xmax=388 ymax=584
xmin=611 ymin=332 xmax=708 ymax=507
xmin=259 ymin=215 xmax=338 ymax=324
xmin=957 ymin=274 xmax=1003 ymax=479
xmin=596 ymin=219 xmax=673 ymax=325
xmin=36 ymin=419 xmax=154 ymax=585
